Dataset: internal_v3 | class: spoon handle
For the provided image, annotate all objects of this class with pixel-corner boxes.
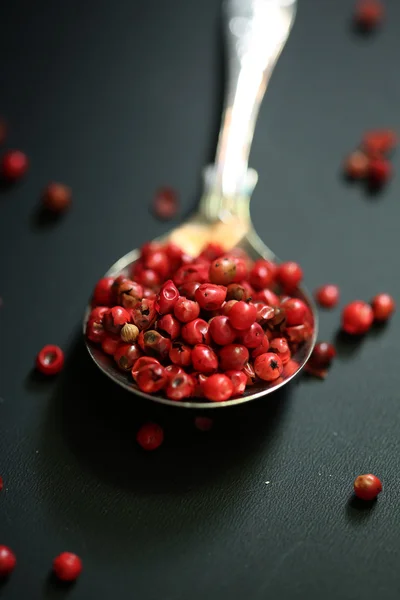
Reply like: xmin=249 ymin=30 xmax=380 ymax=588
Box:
xmin=213 ymin=0 xmax=296 ymax=199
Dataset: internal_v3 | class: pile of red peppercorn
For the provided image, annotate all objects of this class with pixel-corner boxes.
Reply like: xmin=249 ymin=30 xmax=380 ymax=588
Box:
xmin=86 ymin=241 xmax=314 ymax=403
xmin=344 ymin=129 xmax=397 ymax=188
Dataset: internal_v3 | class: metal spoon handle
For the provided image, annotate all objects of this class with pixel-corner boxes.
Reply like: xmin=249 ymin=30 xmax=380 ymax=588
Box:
xmin=213 ymin=0 xmax=296 ymax=198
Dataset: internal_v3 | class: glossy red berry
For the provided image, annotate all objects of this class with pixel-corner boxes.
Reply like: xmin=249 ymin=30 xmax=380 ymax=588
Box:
xmin=178 ymin=281 xmax=201 ymax=300
xmin=277 ymin=262 xmax=303 ymax=291
xmin=173 ymin=264 xmax=208 ymax=286
xmin=174 ymin=297 xmax=200 ymax=323
xmin=0 ymin=546 xmax=16 ymax=577
xmin=136 ymin=363 xmax=168 ymax=393
xmin=153 ymin=187 xmax=179 ymax=220
xmin=354 ymin=0 xmax=383 ymax=30
xmin=363 ymin=129 xmax=397 ymax=156
xmin=371 ymin=293 xmax=395 ymax=321
xmin=249 ymin=259 xmax=275 ymax=290
xmin=243 ymin=361 xmax=256 ymax=385
xmin=93 ymin=277 xmax=115 ymax=307
xmin=354 ymin=474 xmax=382 ymax=501
xmin=269 ymin=337 xmax=291 ymax=365
xmin=116 ymin=280 xmax=144 ymax=309
xmin=42 ymin=182 xmax=72 ymax=213
xmin=368 ymin=156 xmax=392 ymax=186
xmin=181 ymin=318 xmax=209 ymax=345
xmin=131 ymin=298 xmax=157 ymax=330
xmin=36 ymin=345 xmax=64 ymax=375
xmin=143 ymin=250 xmax=170 ymax=279
xmin=252 ymin=335 xmax=270 ymax=358
xmin=86 ymin=318 xmax=106 ymax=344
xmin=114 ymin=343 xmax=142 ymax=371
xmin=222 ymin=299 xmax=238 ymax=315
xmin=209 ymin=316 xmax=236 ymax=345
xmin=226 ymin=284 xmax=249 ymax=302
xmin=131 ymin=356 xmax=160 ymax=381
xmin=191 ymin=344 xmax=218 ymax=374
xmin=219 ymin=344 xmax=249 ymax=371
xmin=195 ymin=283 xmax=227 ymax=310
xmin=254 ymin=353 xmax=283 ymax=381
xmin=225 ymin=370 xmax=247 ymax=396
xmin=315 ymin=284 xmax=340 ymax=308
xmin=101 ymin=335 xmax=120 ymax=356
xmin=1 ymin=150 xmax=28 ymax=180
xmin=253 ymin=302 xmax=275 ymax=325
xmin=237 ymin=322 xmax=264 ymax=348
xmin=138 ymin=330 xmax=171 ymax=360
xmin=53 ymin=552 xmax=82 ymax=582
xmin=137 ymin=422 xmax=164 ymax=450
xmin=228 ymin=301 xmax=257 ymax=330
xmin=342 ymin=301 xmax=373 ymax=335
xmin=133 ymin=265 xmax=161 ymax=288
xmin=166 ymin=372 xmax=195 ymax=401
xmin=88 ymin=306 xmax=108 ymax=322
xmin=155 ymin=280 xmax=179 ymax=314
xmin=209 ymin=257 xmax=237 ymax=285
xmin=202 ymin=373 xmax=234 ymax=402
xmin=344 ymin=151 xmax=369 ymax=179
xmin=281 ymin=298 xmax=308 ymax=326
xmin=104 ymin=306 xmax=131 ymax=335
xmin=169 ymin=341 xmax=192 ymax=366
xmin=253 ymin=289 xmax=280 ymax=306
xmin=308 ymin=342 xmax=336 ymax=368
xmin=157 ymin=313 xmax=181 ymax=340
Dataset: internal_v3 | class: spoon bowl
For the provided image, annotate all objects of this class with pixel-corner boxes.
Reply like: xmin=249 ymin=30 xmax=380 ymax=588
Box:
xmin=84 ymin=0 xmax=318 ymax=408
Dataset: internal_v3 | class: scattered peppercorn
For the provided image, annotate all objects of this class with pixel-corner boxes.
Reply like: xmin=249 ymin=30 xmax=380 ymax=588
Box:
xmin=152 ymin=187 xmax=179 ymax=220
xmin=52 ymin=552 xmax=82 ymax=582
xmin=42 ymin=182 xmax=72 ymax=213
xmin=36 ymin=345 xmax=64 ymax=375
xmin=354 ymin=473 xmax=382 ymax=501
xmin=315 ymin=284 xmax=340 ymax=308
xmin=0 ymin=546 xmax=16 ymax=578
xmin=1 ymin=150 xmax=28 ymax=180
xmin=137 ymin=422 xmax=164 ymax=450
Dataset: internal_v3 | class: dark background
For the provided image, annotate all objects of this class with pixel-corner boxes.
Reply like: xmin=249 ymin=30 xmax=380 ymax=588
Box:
xmin=1 ymin=0 xmax=400 ymax=598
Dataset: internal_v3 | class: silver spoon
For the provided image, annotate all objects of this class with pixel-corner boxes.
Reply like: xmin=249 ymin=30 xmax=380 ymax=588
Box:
xmin=84 ymin=0 xmax=318 ymax=408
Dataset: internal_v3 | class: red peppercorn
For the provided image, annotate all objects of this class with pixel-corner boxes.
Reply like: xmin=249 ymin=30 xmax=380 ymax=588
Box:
xmin=283 ymin=359 xmax=300 ymax=378
xmin=88 ymin=306 xmax=108 ymax=322
xmin=131 ymin=356 xmax=160 ymax=381
xmin=243 ymin=361 xmax=256 ymax=385
xmin=174 ymin=297 xmax=200 ymax=323
xmin=155 ymin=280 xmax=179 ymax=314
xmin=354 ymin=0 xmax=384 ymax=30
xmin=93 ymin=277 xmax=115 ymax=307
xmin=354 ymin=473 xmax=382 ymax=501
xmin=178 ymin=281 xmax=201 ymax=300
xmin=342 ymin=301 xmax=373 ymax=335
xmin=136 ymin=363 xmax=168 ymax=393
xmin=344 ymin=151 xmax=369 ymax=179
xmin=371 ymin=293 xmax=395 ymax=322
xmin=42 ymin=182 xmax=72 ymax=213
xmin=131 ymin=298 xmax=157 ymax=330
xmin=157 ymin=313 xmax=181 ymax=340
xmin=143 ymin=250 xmax=170 ymax=279
xmin=252 ymin=334 xmax=270 ymax=358
xmin=277 ymin=262 xmax=303 ymax=291
xmin=101 ymin=335 xmax=120 ymax=356
xmin=132 ymin=264 xmax=161 ymax=288
xmin=104 ymin=306 xmax=131 ymax=335
xmin=222 ymin=299 xmax=238 ymax=315
xmin=368 ymin=156 xmax=392 ymax=186
xmin=199 ymin=243 xmax=225 ymax=261
xmin=0 ymin=546 xmax=16 ymax=578
xmin=1 ymin=150 xmax=28 ymax=180
xmin=86 ymin=318 xmax=106 ymax=344
xmin=114 ymin=343 xmax=142 ymax=371
xmin=219 ymin=344 xmax=249 ymax=371
xmin=116 ymin=280 xmax=144 ymax=309
xmin=36 ymin=344 xmax=64 ymax=375
xmin=363 ymin=129 xmax=397 ymax=156
xmin=254 ymin=352 xmax=283 ymax=381
xmin=153 ymin=187 xmax=179 ymax=220
xmin=173 ymin=264 xmax=209 ymax=286
xmin=225 ymin=370 xmax=247 ymax=396
xmin=315 ymin=284 xmax=340 ymax=308
xmin=228 ymin=301 xmax=257 ymax=330
xmin=53 ymin=552 xmax=82 ymax=582
xmin=226 ymin=283 xmax=249 ymax=302
xmin=308 ymin=342 xmax=336 ymax=369
xmin=169 ymin=341 xmax=192 ymax=366
xmin=203 ymin=373 xmax=234 ymax=402
xmin=166 ymin=372 xmax=196 ymax=401
xmin=191 ymin=344 xmax=218 ymax=374
xmin=249 ymin=259 xmax=275 ymax=290
xmin=138 ymin=330 xmax=171 ymax=360
xmin=253 ymin=302 xmax=275 ymax=326
xmin=181 ymin=318 xmax=209 ymax=345
xmin=286 ymin=323 xmax=313 ymax=343
xmin=281 ymin=298 xmax=308 ymax=326
xmin=194 ymin=416 xmax=213 ymax=431
xmin=269 ymin=337 xmax=291 ymax=365
xmin=195 ymin=283 xmax=227 ymax=310
xmin=209 ymin=256 xmax=237 ymax=285
xmin=0 ymin=476 xmax=3 ymax=491
xmin=237 ymin=322 xmax=264 ymax=348
xmin=165 ymin=365 xmax=184 ymax=379
xmin=209 ymin=315 xmax=237 ymax=345
xmin=253 ymin=289 xmax=280 ymax=306
xmin=137 ymin=422 xmax=164 ymax=450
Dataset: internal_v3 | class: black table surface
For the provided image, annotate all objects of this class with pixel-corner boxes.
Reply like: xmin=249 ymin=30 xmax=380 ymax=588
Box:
xmin=1 ymin=0 xmax=400 ymax=598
